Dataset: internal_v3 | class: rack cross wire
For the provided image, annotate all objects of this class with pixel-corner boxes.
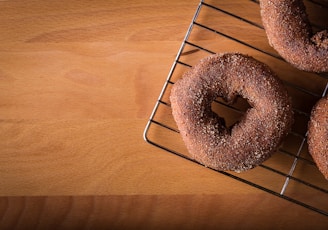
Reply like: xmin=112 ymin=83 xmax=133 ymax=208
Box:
xmin=144 ymin=0 xmax=328 ymax=216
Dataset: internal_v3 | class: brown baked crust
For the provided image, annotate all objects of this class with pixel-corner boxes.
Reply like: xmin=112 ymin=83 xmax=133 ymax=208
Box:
xmin=308 ymin=95 xmax=328 ymax=180
xmin=170 ymin=53 xmax=293 ymax=172
xmin=260 ymin=0 xmax=328 ymax=73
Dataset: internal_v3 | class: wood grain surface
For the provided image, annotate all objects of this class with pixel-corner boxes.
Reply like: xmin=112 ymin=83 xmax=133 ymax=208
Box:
xmin=1 ymin=0 xmax=328 ymax=229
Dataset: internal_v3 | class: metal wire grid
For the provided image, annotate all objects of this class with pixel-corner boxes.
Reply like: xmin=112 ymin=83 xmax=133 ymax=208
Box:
xmin=143 ymin=0 xmax=328 ymax=216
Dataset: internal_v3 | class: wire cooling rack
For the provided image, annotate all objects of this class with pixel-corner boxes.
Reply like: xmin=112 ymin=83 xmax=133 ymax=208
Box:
xmin=143 ymin=0 xmax=328 ymax=216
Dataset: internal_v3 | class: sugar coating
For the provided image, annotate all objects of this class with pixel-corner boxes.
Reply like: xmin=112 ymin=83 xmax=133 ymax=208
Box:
xmin=260 ymin=0 xmax=328 ymax=73
xmin=308 ymin=95 xmax=328 ymax=180
xmin=170 ymin=53 xmax=293 ymax=172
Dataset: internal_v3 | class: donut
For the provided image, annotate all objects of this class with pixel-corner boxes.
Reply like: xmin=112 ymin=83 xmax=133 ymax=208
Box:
xmin=307 ymin=95 xmax=328 ymax=180
xmin=170 ymin=53 xmax=293 ymax=172
xmin=260 ymin=0 xmax=328 ymax=73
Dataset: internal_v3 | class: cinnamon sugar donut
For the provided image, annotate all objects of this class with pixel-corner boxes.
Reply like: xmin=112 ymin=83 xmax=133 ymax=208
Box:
xmin=170 ymin=53 xmax=293 ymax=172
xmin=260 ymin=0 xmax=328 ymax=72
xmin=308 ymin=95 xmax=328 ymax=180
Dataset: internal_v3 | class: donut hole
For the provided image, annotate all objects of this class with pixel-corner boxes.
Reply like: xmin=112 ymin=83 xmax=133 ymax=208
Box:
xmin=211 ymin=96 xmax=252 ymax=130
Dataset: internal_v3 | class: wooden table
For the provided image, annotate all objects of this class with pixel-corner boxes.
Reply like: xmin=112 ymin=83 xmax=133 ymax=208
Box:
xmin=1 ymin=0 xmax=328 ymax=229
